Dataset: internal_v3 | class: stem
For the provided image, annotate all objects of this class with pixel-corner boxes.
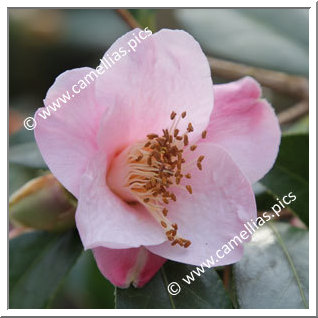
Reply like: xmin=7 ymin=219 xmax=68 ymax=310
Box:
xmin=116 ymin=9 xmax=141 ymax=29
xmin=223 ymin=265 xmax=231 ymax=290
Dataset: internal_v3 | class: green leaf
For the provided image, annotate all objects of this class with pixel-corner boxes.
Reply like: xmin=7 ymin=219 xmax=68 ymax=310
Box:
xmin=175 ymin=8 xmax=308 ymax=75
xmin=9 ymin=142 xmax=47 ymax=169
xmin=9 ymin=229 xmax=83 ymax=308
xmin=287 ymin=116 xmax=309 ymax=134
xmin=234 ymin=222 xmax=308 ymax=309
xmin=129 ymin=9 xmax=157 ymax=30
xmin=253 ymin=182 xmax=276 ymax=211
xmin=50 ymin=251 xmax=115 ymax=309
xmin=259 ymin=133 xmax=309 ymax=226
xmin=116 ymin=261 xmax=232 ymax=309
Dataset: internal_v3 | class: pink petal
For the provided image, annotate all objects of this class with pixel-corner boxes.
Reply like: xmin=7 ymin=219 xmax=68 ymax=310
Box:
xmin=75 ymin=152 xmax=166 ymax=250
xmin=93 ymin=246 xmax=166 ymax=288
xmin=96 ymin=28 xmax=213 ymax=152
xmin=34 ymin=68 xmax=105 ymax=197
xmin=147 ymin=142 xmax=257 ymax=266
xmin=204 ymin=76 xmax=281 ymax=184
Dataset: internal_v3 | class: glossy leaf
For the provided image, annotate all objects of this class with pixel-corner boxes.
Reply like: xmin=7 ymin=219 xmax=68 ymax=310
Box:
xmin=260 ymin=133 xmax=309 ymax=226
xmin=234 ymin=222 xmax=308 ymax=308
xmin=9 ymin=230 xmax=83 ymax=308
xmin=253 ymin=182 xmax=276 ymax=212
xmin=116 ymin=261 xmax=232 ymax=309
xmin=50 ymin=251 xmax=115 ymax=309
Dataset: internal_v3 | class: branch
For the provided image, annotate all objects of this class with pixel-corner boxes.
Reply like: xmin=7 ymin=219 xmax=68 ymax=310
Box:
xmin=208 ymin=57 xmax=308 ymax=100
xmin=116 ymin=9 xmax=141 ymax=29
xmin=278 ymin=100 xmax=309 ymax=125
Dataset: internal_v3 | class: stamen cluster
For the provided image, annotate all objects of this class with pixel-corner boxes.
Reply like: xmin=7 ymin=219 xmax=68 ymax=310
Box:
xmin=125 ymin=111 xmax=207 ymax=248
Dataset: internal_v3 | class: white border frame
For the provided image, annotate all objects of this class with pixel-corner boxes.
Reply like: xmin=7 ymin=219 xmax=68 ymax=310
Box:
xmin=3 ymin=1 xmax=316 ymax=316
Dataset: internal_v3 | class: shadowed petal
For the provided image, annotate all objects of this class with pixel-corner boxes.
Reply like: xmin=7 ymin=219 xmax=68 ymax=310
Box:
xmin=93 ymin=246 xmax=166 ymax=288
xmin=205 ymin=77 xmax=281 ymax=184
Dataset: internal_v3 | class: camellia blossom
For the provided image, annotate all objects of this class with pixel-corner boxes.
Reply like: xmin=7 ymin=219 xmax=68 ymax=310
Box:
xmin=34 ymin=28 xmax=281 ymax=288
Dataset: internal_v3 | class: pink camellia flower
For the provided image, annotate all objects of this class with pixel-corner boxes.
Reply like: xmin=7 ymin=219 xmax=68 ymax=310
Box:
xmin=34 ymin=29 xmax=280 ymax=288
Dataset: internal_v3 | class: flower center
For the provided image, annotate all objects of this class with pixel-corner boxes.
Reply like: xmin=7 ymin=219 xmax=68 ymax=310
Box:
xmin=107 ymin=111 xmax=207 ymax=248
